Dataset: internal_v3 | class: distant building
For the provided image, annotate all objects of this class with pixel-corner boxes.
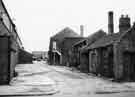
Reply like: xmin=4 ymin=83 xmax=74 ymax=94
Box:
xmin=32 ymin=51 xmax=48 ymax=61
xmin=48 ymin=27 xmax=83 ymax=65
xmin=18 ymin=49 xmax=33 ymax=64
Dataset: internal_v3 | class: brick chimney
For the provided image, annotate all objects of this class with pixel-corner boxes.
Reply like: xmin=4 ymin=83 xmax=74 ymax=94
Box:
xmin=108 ymin=11 xmax=114 ymax=34
xmin=80 ymin=25 xmax=84 ymax=37
xmin=119 ymin=14 xmax=131 ymax=32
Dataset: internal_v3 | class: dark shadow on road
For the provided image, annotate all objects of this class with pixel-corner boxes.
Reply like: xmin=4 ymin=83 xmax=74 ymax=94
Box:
xmin=20 ymin=71 xmax=50 ymax=77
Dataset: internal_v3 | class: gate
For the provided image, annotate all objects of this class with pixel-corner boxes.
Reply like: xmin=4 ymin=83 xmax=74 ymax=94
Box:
xmin=0 ymin=36 xmax=10 ymax=84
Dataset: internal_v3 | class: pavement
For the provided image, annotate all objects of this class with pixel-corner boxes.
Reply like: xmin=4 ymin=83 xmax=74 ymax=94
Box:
xmin=0 ymin=62 xmax=59 ymax=96
xmin=0 ymin=61 xmax=135 ymax=97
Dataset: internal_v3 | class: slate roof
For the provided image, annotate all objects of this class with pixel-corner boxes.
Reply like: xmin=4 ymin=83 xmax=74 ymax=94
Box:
xmin=76 ymin=30 xmax=106 ymax=53
xmin=86 ymin=30 xmax=107 ymax=46
xmin=88 ymin=32 xmax=122 ymax=49
xmin=73 ymin=29 xmax=106 ymax=47
xmin=86 ymin=23 xmax=135 ymax=50
xmin=50 ymin=27 xmax=82 ymax=53
xmin=87 ymin=27 xmax=132 ymax=49
xmin=73 ymin=39 xmax=87 ymax=47
xmin=52 ymin=27 xmax=80 ymax=41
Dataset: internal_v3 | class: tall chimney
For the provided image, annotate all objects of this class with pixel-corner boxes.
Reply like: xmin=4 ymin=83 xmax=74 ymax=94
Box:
xmin=108 ymin=11 xmax=114 ymax=34
xmin=80 ymin=25 xmax=84 ymax=37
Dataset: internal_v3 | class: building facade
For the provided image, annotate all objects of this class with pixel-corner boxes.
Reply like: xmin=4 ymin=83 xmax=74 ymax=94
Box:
xmin=73 ymin=30 xmax=106 ymax=72
xmin=48 ymin=27 xmax=82 ymax=65
xmin=32 ymin=51 xmax=48 ymax=61
xmin=88 ymin=13 xmax=135 ymax=81
xmin=0 ymin=0 xmax=23 ymax=84
xmin=61 ymin=37 xmax=84 ymax=66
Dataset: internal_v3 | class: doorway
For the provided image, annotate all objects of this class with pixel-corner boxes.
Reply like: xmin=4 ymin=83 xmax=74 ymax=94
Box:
xmin=123 ymin=52 xmax=135 ymax=81
xmin=0 ymin=36 xmax=10 ymax=84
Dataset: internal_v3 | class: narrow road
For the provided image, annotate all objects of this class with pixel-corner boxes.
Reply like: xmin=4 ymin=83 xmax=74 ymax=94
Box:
xmin=2 ymin=61 xmax=135 ymax=97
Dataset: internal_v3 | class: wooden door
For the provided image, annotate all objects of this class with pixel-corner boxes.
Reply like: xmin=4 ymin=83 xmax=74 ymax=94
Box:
xmin=130 ymin=53 xmax=135 ymax=80
xmin=123 ymin=52 xmax=135 ymax=81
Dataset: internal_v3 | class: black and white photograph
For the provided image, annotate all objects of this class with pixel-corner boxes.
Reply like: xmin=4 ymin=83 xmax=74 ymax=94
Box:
xmin=0 ymin=0 xmax=135 ymax=97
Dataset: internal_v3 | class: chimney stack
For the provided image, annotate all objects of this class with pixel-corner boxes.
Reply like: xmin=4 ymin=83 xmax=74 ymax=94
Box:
xmin=119 ymin=14 xmax=131 ymax=32
xmin=80 ymin=25 xmax=84 ymax=37
xmin=108 ymin=11 xmax=114 ymax=34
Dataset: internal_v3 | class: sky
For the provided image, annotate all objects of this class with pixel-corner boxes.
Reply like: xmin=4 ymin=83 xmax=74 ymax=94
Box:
xmin=3 ymin=0 xmax=135 ymax=52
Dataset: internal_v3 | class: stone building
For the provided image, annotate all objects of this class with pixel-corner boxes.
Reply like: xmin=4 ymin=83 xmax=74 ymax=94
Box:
xmin=48 ymin=27 xmax=82 ymax=65
xmin=88 ymin=12 xmax=135 ymax=81
xmin=73 ymin=30 xmax=106 ymax=72
xmin=0 ymin=0 xmax=23 ymax=84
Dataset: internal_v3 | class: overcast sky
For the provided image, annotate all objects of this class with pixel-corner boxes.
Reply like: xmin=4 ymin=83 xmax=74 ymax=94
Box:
xmin=3 ymin=0 xmax=135 ymax=52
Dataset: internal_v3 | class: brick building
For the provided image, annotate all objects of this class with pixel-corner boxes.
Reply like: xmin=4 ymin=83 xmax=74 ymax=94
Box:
xmin=73 ymin=30 xmax=106 ymax=72
xmin=88 ymin=12 xmax=135 ymax=81
xmin=0 ymin=0 xmax=23 ymax=84
xmin=48 ymin=27 xmax=82 ymax=65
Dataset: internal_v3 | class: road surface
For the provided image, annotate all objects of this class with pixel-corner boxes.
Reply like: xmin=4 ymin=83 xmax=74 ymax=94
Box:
xmin=1 ymin=61 xmax=135 ymax=97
